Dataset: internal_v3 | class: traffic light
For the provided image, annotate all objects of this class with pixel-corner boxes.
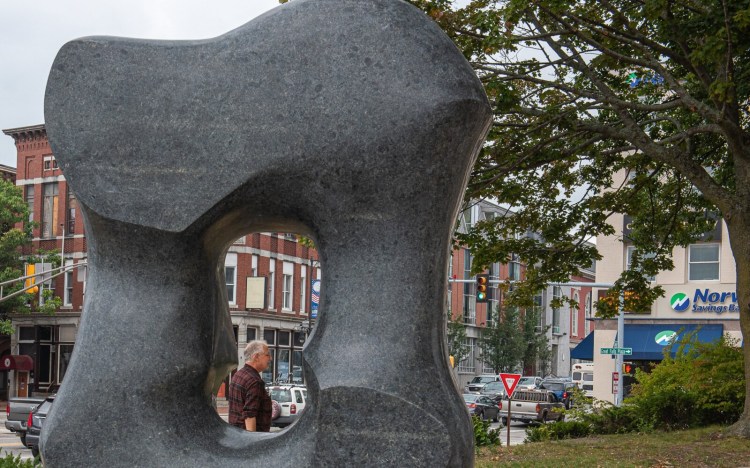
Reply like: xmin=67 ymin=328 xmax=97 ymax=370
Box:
xmin=476 ymin=274 xmax=490 ymax=303
xmin=24 ymin=264 xmax=38 ymax=295
xmin=623 ymin=362 xmax=635 ymax=375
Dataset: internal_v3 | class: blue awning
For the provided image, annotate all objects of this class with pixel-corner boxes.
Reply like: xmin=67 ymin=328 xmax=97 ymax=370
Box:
xmin=570 ymin=323 xmax=724 ymax=361
xmin=570 ymin=332 xmax=594 ymax=360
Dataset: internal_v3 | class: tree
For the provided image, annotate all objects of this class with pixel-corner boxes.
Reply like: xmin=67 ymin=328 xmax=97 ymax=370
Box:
xmin=0 ymin=179 xmax=60 ymax=334
xmin=521 ymin=306 xmax=551 ymax=375
xmin=479 ymin=305 xmax=525 ymax=372
xmin=408 ymin=0 xmax=750 ymax=436
xmin=446 ymin=311 xmax=470 ymax=367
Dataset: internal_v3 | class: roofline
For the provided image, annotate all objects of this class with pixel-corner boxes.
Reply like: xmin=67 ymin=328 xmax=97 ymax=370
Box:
xmin=2 ymin=124 xmax=46 ymax=139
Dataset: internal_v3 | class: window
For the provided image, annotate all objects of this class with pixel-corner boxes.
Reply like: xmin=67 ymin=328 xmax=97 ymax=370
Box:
xmin=246 ymin=328 xmax=257 ymax=342
xmin=24 ymin=185 xmax=34 ymax=222
xmin=534 ymin=293 xmax=544 ymax=331
xmin=300 ymin=266 xmax=307 ymax=314
xmin=552 ymin=286 xmax=562 ymax=334
xmin=41 ymin=183 xmax=59 ymax=238
xmin=457 ymin=338 xmax=475 ymax=373
xmin=58 ymin=344 xmax=74 ymax=384
xmin=225 ymin=253 xmax=237 ymax=304
xmin=508 ymin=253 xmax=521 ymax=281
xmin=282 ymin=262 xmax=293 ymax=310
xmin=689 ymin=244 xmax=719 ymax=281
xmin=585 ymin=292 xmax=592 ymax=335
xmin=43 ymin=156 xmax=58 ymax=171
xmin=571 ymin=292 xmax=579 ymax=337
xmin=251 ymin=255 xmax=258 ymax=277
xmin=626 ymin=246 xmax=656 ymax=281
xmin=462 ymin=250 xmax=475 ymax=324
xmin=66 ymin=187 xmax=76 ymax=234
xmin=268 ymin=259 xmax=276 ymax=310
xmin=63 ymin=260 xmax=74 ymax=306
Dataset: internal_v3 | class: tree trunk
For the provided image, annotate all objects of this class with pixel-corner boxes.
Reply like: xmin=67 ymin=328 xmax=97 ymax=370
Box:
xmin=725 ymin=217 xmax=750 ymax=438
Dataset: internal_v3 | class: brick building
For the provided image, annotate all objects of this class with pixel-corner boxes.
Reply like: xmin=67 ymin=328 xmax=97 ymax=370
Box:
xmin=449 ymin=200 xmax=595 ymax=385
xmin=2 ymin=124 xmax=319 ymax=398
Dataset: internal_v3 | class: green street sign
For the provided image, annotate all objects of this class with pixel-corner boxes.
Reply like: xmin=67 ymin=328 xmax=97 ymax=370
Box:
xmin=600 ymin=347 xmax=633 ymax=355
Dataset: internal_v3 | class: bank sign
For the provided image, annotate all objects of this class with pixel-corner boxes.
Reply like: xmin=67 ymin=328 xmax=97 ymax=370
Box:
xmin=670 ymin=289 xmax=739 ymax=315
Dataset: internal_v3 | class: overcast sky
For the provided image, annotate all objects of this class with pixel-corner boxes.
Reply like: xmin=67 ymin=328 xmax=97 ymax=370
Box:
xmin=0 ymin=0 xmax=280 ymax=168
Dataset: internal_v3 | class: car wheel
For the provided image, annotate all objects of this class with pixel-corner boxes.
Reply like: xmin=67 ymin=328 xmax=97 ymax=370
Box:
xmin=501 ymin=417 xmax=508 ymax=426
xmin=492 ymin=411 xmax=499 ymax=423
xmin=31 ymin=446 xmax=39 ymax=458
xmin=19 ymin=434 xmax=27 ymax=448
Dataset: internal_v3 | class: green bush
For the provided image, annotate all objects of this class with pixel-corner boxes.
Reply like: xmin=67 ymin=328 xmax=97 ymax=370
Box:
xmin=525 ymin=420 xmax=592 ymax=442
xmin=627 ymin=333 xmax=744 ymax=430
xmin=584 ymin=402 xmax=645 ymax=434
xmin=0 ymin=451 xmax=41 ymax=468
xmin=472 ymin=415 xmax=501 ymax=447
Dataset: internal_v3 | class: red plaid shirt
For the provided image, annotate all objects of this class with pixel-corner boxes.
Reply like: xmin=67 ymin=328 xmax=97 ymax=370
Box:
xmin=228 ymin=364 xmax=272 ymax=431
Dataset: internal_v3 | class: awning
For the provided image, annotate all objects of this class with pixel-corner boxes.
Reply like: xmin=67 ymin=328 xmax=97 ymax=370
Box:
xmin=570 ymin=324 xmax=724 ymax=361
xmin=0 ymin=355 xmax=33 ymax=371
xmin=570 ymin=332 xmax=594 ymax=360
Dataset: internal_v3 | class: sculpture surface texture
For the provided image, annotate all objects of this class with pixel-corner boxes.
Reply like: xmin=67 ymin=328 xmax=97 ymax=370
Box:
xmin=42 ymin=0 xmax=491 ymax=465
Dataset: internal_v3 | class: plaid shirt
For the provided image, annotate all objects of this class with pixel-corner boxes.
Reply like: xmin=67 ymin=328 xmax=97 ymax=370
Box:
xmin=228 ymin=364 xmax=272 ymax=431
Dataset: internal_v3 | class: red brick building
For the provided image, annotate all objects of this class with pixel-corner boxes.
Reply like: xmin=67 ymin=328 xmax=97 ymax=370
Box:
xmin=2 ymin=124 xmax=320 ymax=398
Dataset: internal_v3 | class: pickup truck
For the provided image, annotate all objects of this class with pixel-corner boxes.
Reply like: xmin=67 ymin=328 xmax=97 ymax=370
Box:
xmin=5 ymin=397 xmax=45 ymax=447
xmin=500 ymin=389 xmax=564 ymax=425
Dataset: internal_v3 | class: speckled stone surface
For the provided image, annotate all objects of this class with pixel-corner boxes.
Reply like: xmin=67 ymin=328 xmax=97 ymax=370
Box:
xmin=42 ymin=0 xmax=491 ymax=466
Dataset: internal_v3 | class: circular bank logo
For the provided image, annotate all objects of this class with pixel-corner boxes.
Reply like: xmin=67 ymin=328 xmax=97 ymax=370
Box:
xmin=670 ymin=293 xmax=690 ymax=311
xmin=654 ymin=330 xmax=677 ymax=346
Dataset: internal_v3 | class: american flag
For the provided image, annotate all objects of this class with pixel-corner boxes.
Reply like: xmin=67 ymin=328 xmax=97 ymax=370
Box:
xmin=311 ymin=280 xmax=321 ymax=311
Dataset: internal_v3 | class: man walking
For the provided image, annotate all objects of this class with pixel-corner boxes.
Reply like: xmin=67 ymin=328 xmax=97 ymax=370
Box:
xmin=228 ymin=340 xmax=273 ymax=431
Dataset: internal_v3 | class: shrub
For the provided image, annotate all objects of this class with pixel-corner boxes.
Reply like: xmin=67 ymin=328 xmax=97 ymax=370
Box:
xmin=525 ymin=420 xmax=592 ymax=442
xmin=627 ymin=333 xmax=744 ymax=430
xmin=472 ymin=415 xmax=501 ymax=447
xmin=584 ymin=401 xmax=646 ymax=434
xmin=0 ymin=451 xmax=41 ymax=468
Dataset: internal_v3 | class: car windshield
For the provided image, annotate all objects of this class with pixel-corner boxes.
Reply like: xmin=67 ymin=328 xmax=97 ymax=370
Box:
xmin=482 ymin=383 xmax=502 ymax=391
xmin=463 ymin=394 xmax=479 ymax=403
xmin=542 ymin=382 xmax=565 ymax=391
xmin=270 ymin=388 xmax=292 ymax=403
xmin=37 ymin=400 xmax=53 ymax=416
xmin=519 ymin=377 xmax=536 ymax=385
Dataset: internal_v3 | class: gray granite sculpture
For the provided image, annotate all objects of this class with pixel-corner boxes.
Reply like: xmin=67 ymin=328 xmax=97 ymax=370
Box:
xmin=41 ymin=0 xmax=491 ymax=465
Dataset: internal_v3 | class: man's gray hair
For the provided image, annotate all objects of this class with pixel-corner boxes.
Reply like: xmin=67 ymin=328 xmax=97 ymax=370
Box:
xmin=244 ymin=340 xmax=268 ymax=361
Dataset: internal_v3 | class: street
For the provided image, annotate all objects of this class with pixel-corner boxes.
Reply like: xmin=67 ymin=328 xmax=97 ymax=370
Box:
xmin=0 ymin=407 xmax=528 ymax=463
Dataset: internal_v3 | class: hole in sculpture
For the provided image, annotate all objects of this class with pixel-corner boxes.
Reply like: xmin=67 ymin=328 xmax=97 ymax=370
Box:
xmin=214 ymin=231 xmax=319 ymax=433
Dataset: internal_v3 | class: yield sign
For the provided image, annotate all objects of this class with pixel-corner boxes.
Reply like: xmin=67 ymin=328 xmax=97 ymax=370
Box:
xmin=499 ymin=373 xmax=522 ymax=398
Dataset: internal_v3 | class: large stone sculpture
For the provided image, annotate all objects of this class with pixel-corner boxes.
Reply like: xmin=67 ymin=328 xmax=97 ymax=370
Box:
xmin=41 ymin=0 xmax=491 ymax=465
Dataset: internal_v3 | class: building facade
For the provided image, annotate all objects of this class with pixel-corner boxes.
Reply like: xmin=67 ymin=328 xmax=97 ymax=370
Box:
xmin=449 ymin=200 xmax=594 ymax=386
xmin=2 ymin=124 xmax=320 ymax=398
xmin=579 ymin=170 xmax=742 ymax=403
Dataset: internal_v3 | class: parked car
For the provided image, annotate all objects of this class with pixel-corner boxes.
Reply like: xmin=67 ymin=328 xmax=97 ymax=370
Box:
xmin=479 ymin=381 xmax=507 ymax=402
xmin=269 ymin=385 xmax=307 ymax=427
xmin=462 ymin=393 xmax=501 ymax=423
xmin=4 ymin=397 xmax=45 ymax=448
xmin=26 ymin=395 xmax=55 ymax=458
xmin=539 ymin=378 xmax=577 ymax=409
xmin=517 ymin=376 xmax=543 ymax=390
xmin=464 ymin=374 xmax=499 ymax=393
xmin=501 ymin=389 xmax=564 ymax=425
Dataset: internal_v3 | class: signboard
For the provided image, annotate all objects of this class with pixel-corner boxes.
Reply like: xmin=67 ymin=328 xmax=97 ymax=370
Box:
xmin=499 ymin=373 xmax=522 ymax=398
xmin=612 ymin=372 xmax=620 ymax=394
xmin=600 ymin=347 xmax=632 ymax=355
xmin=311 ymin=280 xmax=321 ymax=319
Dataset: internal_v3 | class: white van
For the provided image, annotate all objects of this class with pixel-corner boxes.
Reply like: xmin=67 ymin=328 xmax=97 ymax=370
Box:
xmin=571 ymin=362 xmax=594 ymax=397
